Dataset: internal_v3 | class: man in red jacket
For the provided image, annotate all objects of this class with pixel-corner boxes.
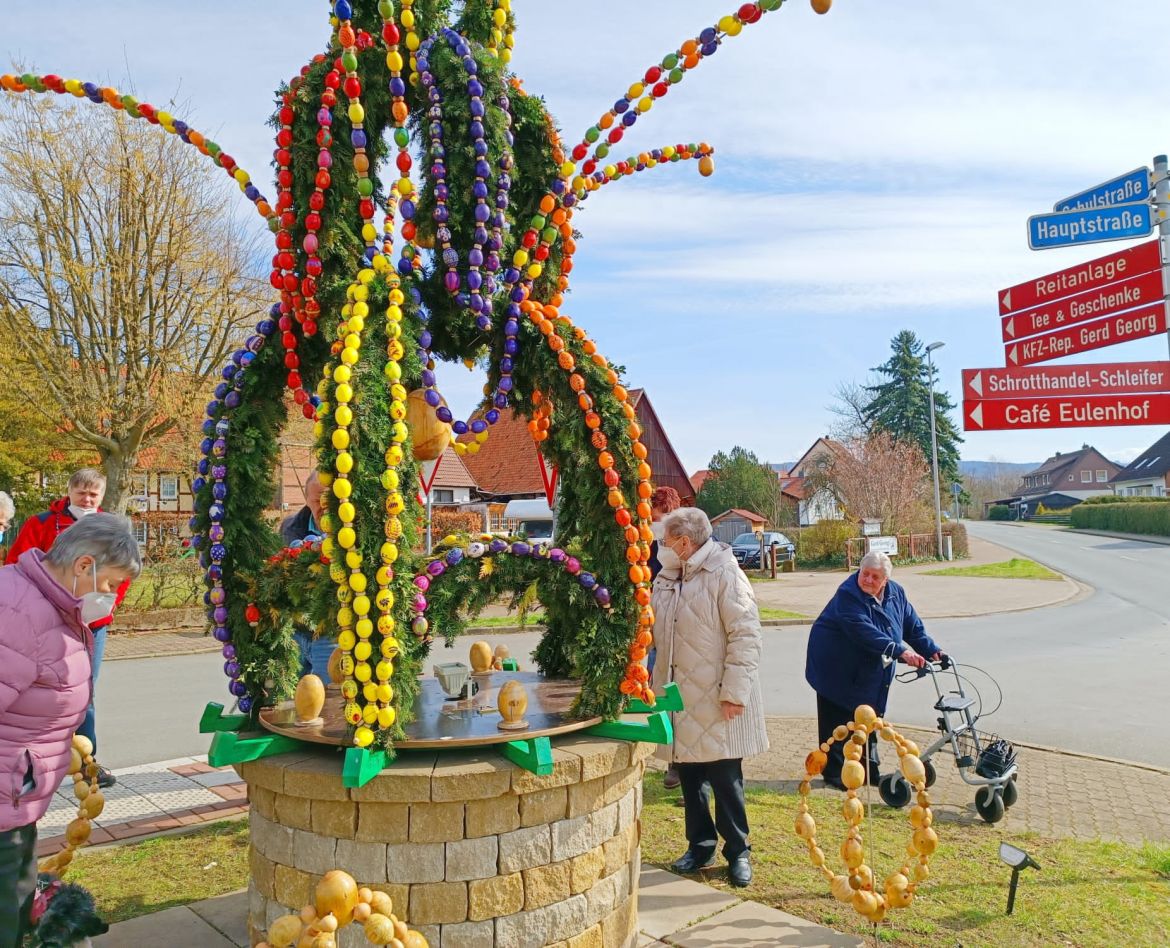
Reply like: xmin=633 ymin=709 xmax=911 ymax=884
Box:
xmin=5 ymin=468 xmax=128 ymax=788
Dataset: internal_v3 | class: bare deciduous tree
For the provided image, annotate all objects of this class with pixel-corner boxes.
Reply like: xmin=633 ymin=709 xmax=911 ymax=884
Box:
xmin=820 ymin=430 xmax=933 ymax=532
xmin=0 ymin=92 xmax=265 ymax=510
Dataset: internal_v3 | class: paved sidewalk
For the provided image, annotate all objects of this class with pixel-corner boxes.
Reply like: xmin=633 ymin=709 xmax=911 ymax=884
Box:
xmin=36 ymin=756 xmax=248 ymax=857
xmin=95 ymin=867 xmax=862 ymax=947
xmin=719 ymin=717 xmax=1170 ymax=845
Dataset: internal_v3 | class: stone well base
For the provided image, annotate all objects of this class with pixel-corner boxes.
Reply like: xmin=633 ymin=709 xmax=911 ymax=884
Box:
xmin=237 ymin=735 xmax=652 ymax=948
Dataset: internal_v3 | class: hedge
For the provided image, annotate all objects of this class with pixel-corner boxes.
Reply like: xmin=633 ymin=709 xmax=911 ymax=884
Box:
xmin=988 ymin=505 xmax=1011 ymax=520
xmin=1080 ymin=494 xmax=1170 ymax=505
xmin=1070 ymin=502 xmax=1170 ymax=535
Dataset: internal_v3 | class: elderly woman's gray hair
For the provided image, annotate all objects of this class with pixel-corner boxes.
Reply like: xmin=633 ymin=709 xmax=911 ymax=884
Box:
xmin=0 ymin=491 xmax=14 ymax=526
xmin=859 ymin=550 xmax=893 ymax=578
xmin=44 ymin=513 xmax=142 ymax=578
xmin=662 ymin=507 xmax=712 ymax=547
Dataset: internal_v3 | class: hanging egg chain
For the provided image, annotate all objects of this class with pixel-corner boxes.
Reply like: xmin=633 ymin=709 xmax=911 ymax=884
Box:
xmin=568 ymin=1 xmax=780 ymax=181
xmin=333 ymin=3 xmax=379 ymax=262
xmin=484 ymin=0 xmax=514 ymax=63
xmin=583 ymin=143 xmax=715 ymax=194
xmin=0 ymin=74 xmax=275 ymax=228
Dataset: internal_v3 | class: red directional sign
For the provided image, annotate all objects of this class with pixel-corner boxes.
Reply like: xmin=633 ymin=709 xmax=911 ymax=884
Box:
xmin=998 ymin=239 xmax=1160 ymax=315
xmin=963 ymin=361 xmax=1170 ymax=400
xmin=1001 ymin=269 xmax=1165 ymax=341
xmin=964 ymin=393 xmax=1170 ymax=430
xmin=1004 ymin=301 xmax=1168 ymax=367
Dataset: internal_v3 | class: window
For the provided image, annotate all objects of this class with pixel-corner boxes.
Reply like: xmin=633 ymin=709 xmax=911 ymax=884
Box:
xmin=133 ymin=474 xmax=148 ymax=495
xmin=160 ymin=475 xmax=179 ymax=501
xmin=1068 ymin=473 xmax=1073 ymax=481
xmin=432 ymin=489 xmax=454 ymax=504
xmin=1081 ymin=471 xmax=1092 ymax=483
xmin=1095 ymin=470 xmax=1108 ymax=482
xmin=133 ymin=521 xmax=148 ymax=545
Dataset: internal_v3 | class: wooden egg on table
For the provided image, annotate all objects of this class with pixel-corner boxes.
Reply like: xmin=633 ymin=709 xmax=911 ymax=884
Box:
xmin=294 ymin=674 xmax=327 ymax=725
xmin=406 ymin=388 xmax=451 ymax=461
xmin=469 ymin=640 xmax=494 ymax=674
xmin=497 ymin=679 xmax=530 ymax=730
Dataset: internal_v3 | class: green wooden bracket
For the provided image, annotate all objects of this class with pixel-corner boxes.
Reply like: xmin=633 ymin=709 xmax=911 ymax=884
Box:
xmin=500 ymin=658 xmax=519 ymax=671
xmin=342 ymin=746 xmax=391 ymax=789
xmin=199 ymin=701 xmax=248 ymax=734
xmin=499 ymin=735 xmax=553 ymax=775
xmin=207 ymin=729 xmax=306 ymax=768
xmin=626 ymin=682 xmax=683 ymax=714
xmin=585 ymin=710 xmax=674 ymax=745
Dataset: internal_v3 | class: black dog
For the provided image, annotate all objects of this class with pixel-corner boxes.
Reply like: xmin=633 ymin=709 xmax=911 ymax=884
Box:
xmin=25 ymin=873 xmax=109 ymax=948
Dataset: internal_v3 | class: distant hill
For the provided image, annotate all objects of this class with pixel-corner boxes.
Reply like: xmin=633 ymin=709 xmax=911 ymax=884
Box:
xmin=959 ymin=460 xmax=1037 ymax=479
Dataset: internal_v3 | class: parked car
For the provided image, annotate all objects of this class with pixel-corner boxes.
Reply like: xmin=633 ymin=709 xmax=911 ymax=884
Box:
xmin=730 ymin=531 xmax=795 ymax=568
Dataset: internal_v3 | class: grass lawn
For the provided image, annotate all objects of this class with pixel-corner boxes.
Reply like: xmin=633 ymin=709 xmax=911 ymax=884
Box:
xmin=922 ymin=558 xmax=1062 ymax=581
xmin=120 ymin=562 xmax=203 ymax=611
xmin=640 ymin=781 xmax=1170 ymax=946
xmin=467 ymin=613 xmax=547 ymax=628
xmin=759 ymin=607 xmax=808 ymax=620
xmin=69 ymin=820 xmax=249 ymax=924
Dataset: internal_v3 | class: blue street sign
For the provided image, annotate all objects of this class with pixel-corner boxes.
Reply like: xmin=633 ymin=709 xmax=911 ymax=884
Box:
xmin=951 ymin=482 xmax=962 ymax=496
xmin=1054 ymin=167 xmax=1150 ymax=212
xmin=1027 ymin=202 xmax=1152 ymax=251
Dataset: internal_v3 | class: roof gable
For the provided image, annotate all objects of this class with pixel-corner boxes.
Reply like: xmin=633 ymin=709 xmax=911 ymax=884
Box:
xmin=711 ymin=507 xmax=767 ymax=524
xmin=1112 ymin=430 xmax=1170 ymax=481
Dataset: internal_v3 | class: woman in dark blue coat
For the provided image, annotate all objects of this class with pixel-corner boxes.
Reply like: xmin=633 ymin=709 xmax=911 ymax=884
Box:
xmin=805 ymin=551 xmax=944 ymax=790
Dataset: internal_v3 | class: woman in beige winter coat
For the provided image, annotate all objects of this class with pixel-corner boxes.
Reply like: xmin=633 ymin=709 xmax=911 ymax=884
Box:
xmin=650 ymin=507 xmax=768 ymax=887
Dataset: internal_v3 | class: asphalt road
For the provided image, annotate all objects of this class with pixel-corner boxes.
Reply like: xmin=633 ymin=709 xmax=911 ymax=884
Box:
xmin=96 ymin=521 xmax=1170 ymax=769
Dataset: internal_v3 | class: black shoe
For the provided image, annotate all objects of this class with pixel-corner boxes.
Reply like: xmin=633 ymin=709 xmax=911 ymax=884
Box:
xmin=821 ymin=774 xmax=846 ymax=792
xmin=96 ymin=766 xmax=117 ymax=789
xmin=728 ymin=854 xmax=753 ymax=887
xmin=663 ymin=767 xmax=681 ymax=790
xmin=670 ymin=849 xmax=715 ymax=873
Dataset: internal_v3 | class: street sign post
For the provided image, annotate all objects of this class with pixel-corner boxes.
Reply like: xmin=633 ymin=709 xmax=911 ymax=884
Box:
xmin=963 ymin=362 xmax=1170 ymax=400
xmin=1053 ymin=167 xmax=1151 ymax=212
xmin=1004 ymin=300 xmax=1167 ymax=367
xmin=964 ymin=393 xmax=1170 ymax=430
xmin=998 ymin=239 xmax=1160 ymax=315
xmin=1027 ymin=202 xmax=1152 ymax=251
xmin=1000 ymin=268 xmax=1165 ymax=342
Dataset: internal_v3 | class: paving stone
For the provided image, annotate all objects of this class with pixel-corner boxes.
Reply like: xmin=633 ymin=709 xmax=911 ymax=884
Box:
xmin=468 ymin=871 xmax=524 ymax=921
xmin=351 ymin=751 xmax=437 ymax=802
xmin=495 ymin=905 xmax=551 ymax=948
xmin=440 ymin=918 xmax=496 ymax=948
xmin=635 ymin=865 xmax=740 ymax=940
xmin=93 ymin=906 xmax=237 ymax=947
xmin=668 ymin=899 xmax=864 ymax=947
xmin=409 ymin=880 xmax=468 ymax=924
xmin=188 ymin=890 xmax=249 ymax=947
xmin=410 ymin=800 xmax=465 ymax=842
xmin=386 ymin=841 xmax=445 ymax=883
xmin=513 ymin=748 xmax=583 ymax=793
xmin=274 ymin=792 xmax=313 ymax=832
xmin=545 ymin=892 xmax=590 ymax=942
xmin=446 ymin=834 xmax=499 ymax=881
xmin=335 ymin=837 xmax=389 ymax=883
xmin=431 ymin=751 xmax=514 ymax=801
xmin=292 ymin=827 xmax=337 ymax=875
xmin=523 ymin=859 xmax=571 ymax=910
xmin=499 ymin=823 xmax=552 ymax=873
xmin=520 ymin=785 xmax=568 ymax=827
xmin=570 ymin=846 xmax=605 ymax=894
xmin=312 ymin=798 xmax=357 ymax=838
xmin=356 ymin=802 xmax=410 ymax=842
xmin=466 ymin=793 xmax=520 ymax=837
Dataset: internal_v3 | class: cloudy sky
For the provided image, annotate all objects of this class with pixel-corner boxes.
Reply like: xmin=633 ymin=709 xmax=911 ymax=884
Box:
xmin=7 ymin=1 xmax=1170 ymax=471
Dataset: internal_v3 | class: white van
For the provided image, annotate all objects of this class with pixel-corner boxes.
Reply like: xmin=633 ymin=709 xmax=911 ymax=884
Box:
xmin=503 ymin=498 xmax=555 ymax=544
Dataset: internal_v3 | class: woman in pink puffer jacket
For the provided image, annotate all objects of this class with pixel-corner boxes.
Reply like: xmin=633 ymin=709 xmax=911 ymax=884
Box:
xmin=0 ymin=513 xmax=140 ymax=947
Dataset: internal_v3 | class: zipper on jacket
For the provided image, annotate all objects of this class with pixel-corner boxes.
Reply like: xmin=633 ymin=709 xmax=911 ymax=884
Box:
xmin=11 ymin=749 xmax=32 ymax=809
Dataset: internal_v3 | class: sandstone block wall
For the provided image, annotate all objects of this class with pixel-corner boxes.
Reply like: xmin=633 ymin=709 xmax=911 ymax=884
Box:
xmin=239 ymin=735 xmax=652 ymax=948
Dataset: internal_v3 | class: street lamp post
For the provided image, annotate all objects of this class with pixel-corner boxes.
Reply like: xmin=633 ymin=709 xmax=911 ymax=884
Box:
xmin=926 ymin=341 xmax=946 ymax=560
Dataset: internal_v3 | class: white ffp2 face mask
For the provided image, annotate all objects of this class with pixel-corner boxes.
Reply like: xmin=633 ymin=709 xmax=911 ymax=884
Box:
xmin=657 ymin=544 xmax=682 ymax=572
xmin=73 ymin=563 xmax=117 ymax=626
xmin=69 ymin=504 xmax=98 ymax=519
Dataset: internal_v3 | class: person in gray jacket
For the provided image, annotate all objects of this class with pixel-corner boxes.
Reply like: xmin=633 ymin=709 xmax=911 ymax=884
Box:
xmin=650 ymin=507 xmax=769 ymax=887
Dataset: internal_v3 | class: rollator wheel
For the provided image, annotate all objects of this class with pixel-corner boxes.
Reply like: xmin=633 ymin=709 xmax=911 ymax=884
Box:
xmin=878 ymin=772 xmax=912 ymax=808
xmin=922 ymin=759 xmax=937 ymax=789
xmin=1001 ymin=778 xmax=1018 ymax=808
xmin=975 ymin=785 xmax=1005 ymax=823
